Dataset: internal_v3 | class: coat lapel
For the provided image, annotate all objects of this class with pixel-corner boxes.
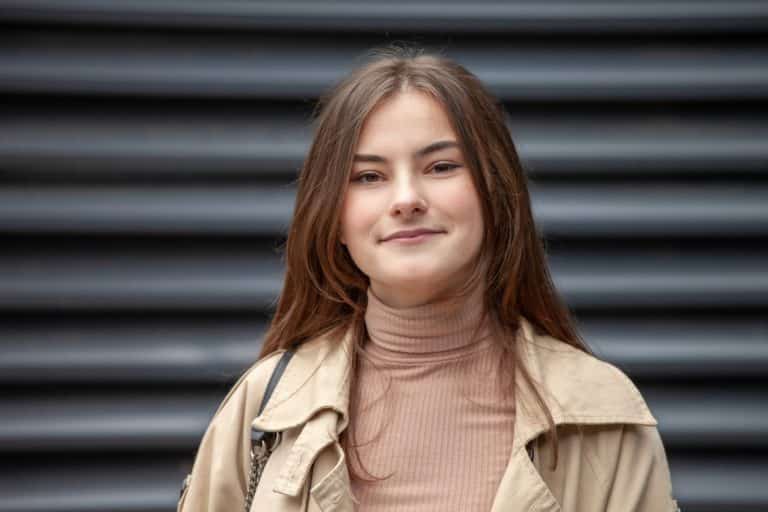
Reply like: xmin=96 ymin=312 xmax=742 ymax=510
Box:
xmin=251 ymin=326 xmax=353 ymax=501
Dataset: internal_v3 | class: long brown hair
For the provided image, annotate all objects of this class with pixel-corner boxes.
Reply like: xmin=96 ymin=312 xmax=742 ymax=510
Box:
xmin=258 ymin=43 xmax=591 ymax=479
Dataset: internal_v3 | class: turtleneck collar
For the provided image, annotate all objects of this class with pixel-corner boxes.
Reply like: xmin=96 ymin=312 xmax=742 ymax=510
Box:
xmin=362 ymin=276 xmax=494 ymax=365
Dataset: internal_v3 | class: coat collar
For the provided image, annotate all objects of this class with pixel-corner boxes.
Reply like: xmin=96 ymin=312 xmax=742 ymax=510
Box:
xmin=510 ymin=316 xmax=657 ymax=446
xmin=251 ymin=315 xmax=657 ymax=496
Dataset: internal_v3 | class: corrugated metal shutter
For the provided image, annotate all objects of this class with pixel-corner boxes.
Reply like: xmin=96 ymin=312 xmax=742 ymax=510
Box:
xmin=1 ymin=2 xmax=767 ymax=510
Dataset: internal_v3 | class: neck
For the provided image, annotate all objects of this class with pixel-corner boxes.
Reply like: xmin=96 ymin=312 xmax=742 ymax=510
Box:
xmin=363 ymin=276 xmax=493 ymax=364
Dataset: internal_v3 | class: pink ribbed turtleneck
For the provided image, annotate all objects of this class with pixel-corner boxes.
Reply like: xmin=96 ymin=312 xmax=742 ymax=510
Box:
xmin=347 ymin=279 xmax=516 ymax=511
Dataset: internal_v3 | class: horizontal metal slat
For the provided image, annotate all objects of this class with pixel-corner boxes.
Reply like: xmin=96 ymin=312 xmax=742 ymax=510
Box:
xmin=2 ymin=30 xmax=766 ymax=100
xmin=1 ymin=248 xmax=765 ymax=310
xmin=3 ymin=108 xmax=767 ymax=178
xmin=670 ymin=455 xmax=768 ymax=510
xmin=0 ymin=248 xmax=282 ymax=311
xmin=0 ymin=184 xmax=765 ymax=236
xmin=548 ymin=249 xmax=768 ymax=309
xmin=512 ymin=113 xmax=768 ymax=176
xmin=0 ymin=392 xmax=221 ymax=451
xmin=2 ymin=0 xmax=768 ymax=34
xmin=0 ymin=386 xmax=765 ymax=452
xmin=0 ymin=317 xmax=264 ymax=383
xmin=644 ymin=388 xmax=768 ymax=448
xmin=0 ymin=186 xmax=294 ymax=235
xmin=0 ymin=104 xmax=305 ymax=178
xmin=583 ymin=316 xmax=768 ymax=379
xmin=530 ymin=183 xmax=768 ymax=237
xmin=0 ymin=458 xmax=185 ymax=512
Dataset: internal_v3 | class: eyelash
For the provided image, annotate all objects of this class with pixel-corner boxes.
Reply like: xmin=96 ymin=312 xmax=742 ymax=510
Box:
xmin=352 ymin=163 xmax=460 ymax=184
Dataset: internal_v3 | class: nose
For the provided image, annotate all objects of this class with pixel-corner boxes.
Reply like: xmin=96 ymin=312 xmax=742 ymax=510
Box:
xmin=389 ymin=176 xmax=428 ymax=219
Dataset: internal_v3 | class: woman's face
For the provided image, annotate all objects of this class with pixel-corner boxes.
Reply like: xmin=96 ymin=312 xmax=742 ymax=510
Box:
xmin=340 ymin=90 xmax=485 ymax=308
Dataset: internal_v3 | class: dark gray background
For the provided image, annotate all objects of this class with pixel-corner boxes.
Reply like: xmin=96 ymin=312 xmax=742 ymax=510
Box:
xmin=1 ymin=1 xmax=767 ymax=511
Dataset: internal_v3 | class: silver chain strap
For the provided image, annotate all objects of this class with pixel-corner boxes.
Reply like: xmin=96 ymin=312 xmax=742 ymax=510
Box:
xmin=244 ymin=431 xmax=282 ymax=512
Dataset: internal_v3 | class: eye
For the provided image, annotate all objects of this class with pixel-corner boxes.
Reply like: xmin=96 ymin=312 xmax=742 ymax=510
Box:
xmin=352 ymin=172 xmax=381 ymax=184
xmin=431 ymin=163 xmax=460 ymax=174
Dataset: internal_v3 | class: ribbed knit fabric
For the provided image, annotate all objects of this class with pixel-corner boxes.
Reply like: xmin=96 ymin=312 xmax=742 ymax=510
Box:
xmin=347 ymin=279 xmax=516 ymax=511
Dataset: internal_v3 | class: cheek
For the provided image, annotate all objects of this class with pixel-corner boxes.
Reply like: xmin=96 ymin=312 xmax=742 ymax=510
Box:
xmin=440 ymin=180 xmax=484 ymax=232
xmin=341 ymin=193 xmax=379 ymax=245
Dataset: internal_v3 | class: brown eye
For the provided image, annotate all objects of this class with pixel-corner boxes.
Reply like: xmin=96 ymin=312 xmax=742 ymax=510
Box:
xmin=353 ymin=172 xmax=381 ymax=184
xmin=431 ymin=163 xmax=460 ymax=174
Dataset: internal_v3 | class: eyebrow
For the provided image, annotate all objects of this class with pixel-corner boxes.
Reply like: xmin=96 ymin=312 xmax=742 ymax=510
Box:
xmin=353 ymin=140 xmax=460 ymax=163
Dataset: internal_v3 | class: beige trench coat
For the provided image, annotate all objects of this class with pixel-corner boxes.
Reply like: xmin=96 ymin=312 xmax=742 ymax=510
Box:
xmin=177 ymin=316 xmax=681 ymax=511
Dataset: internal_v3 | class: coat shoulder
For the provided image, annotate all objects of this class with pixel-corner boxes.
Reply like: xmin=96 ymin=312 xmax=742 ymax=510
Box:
xmin=215 ymin=348 xmax=287 ymax=418
xmin=226 ymin=338 xmax=329 ymax=421
xmin=522 ymin=322 xmax=657 ymax=426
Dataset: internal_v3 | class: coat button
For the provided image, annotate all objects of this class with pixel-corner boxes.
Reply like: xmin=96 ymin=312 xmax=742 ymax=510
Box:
xmin=330 ymin=493 xmax=342 ymax=504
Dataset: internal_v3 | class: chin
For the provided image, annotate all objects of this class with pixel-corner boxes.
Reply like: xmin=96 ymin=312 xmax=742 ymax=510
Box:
xmin=387 ymin=269 xmax=450 ymax=286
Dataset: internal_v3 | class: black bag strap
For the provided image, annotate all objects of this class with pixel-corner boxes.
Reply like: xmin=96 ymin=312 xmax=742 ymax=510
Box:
xmin=244 ymin=349 xmax=296 ymax=511
xmin=251 ymin=349 xmax=295 ymax=444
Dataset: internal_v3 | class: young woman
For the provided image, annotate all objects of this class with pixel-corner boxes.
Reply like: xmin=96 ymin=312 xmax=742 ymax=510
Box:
xmin=177 ymin=45 xmax=680 ymax=512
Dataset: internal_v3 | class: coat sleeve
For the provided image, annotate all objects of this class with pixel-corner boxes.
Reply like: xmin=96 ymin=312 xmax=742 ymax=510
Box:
xmin=598 ymin=424 xmax=681 ymax=512
xmin=177 ymin=352 xmax=283 ymax=512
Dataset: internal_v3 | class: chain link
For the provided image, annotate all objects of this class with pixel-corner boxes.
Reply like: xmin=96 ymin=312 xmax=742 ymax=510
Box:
xmin=244 ymin=432 xmax=282 ymax=512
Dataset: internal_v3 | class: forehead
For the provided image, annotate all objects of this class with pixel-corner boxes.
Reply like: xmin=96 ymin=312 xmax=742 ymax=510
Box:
xmin=355 ymin=91 xmax=458 ymax=152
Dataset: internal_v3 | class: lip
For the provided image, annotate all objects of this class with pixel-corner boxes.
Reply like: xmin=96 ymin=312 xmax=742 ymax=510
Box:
xmin=382 ymin=228 xmax=444 ymax=242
